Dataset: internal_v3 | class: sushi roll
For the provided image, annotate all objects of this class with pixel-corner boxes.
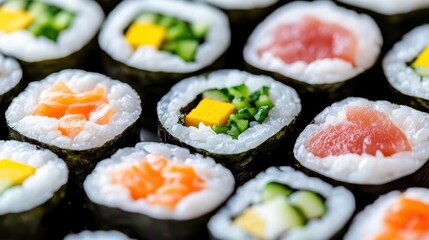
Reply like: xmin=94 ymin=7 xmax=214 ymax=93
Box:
xmin=64 ymin=230 xmax=134 ymax=240
xmin=0 ymin=54 xmax=22 ymax=138
xmin=335 ymin=0 xmax=429 ymax=52
xmin=0 ymin=0 xmax=104 ymax=80
xmin=345 ymin=188 xmax=429 ymax=239
xmin=84 ymin=142 xmax=234 ymax=240
xmin=293 ymin=97 xmax=429 ymax=197
xmin=5 ymin=69 xmax=142 ymax=186
xmin=244 ymin=1 xmax=382 ymax=115
xmin=157 ymin=69 xmax=301 ymax=183
xmin=208 ymin=166 xmax=356 ymax=240
xmin=383 ymin=24 xmax=429 ymax=111
xmin=0 ymin=140 xmax=68 ymax=240
xmin=99 ymin=0 xmax=230 ymax=129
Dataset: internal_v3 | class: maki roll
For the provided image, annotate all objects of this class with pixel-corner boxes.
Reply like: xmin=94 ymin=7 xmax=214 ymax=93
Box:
xmin=208 ymin=166 xmax=355 ymax=240
xmin=336 ymin=0 xmax=429 ymax=51
xmin=5 ymin=69 xmax=141 ymax=186
xmin=0 ymin=140 xmax=68 ymax=240
xmin=157 ymin=69 xmax=301 ymax=183
xmin=84 ymin=142 xmax=234 ymax=240
xmin=244 ymin=1 xmax=382 ymax=116
xmin=99 ymin=0 xmax=230 ymax=129
xmin=383 ymin=24 xmax=429 ymax=111
xmin=65 ymin=230 xmax=134 ymax=240
xmin=0 ymin=0 xmax=104 ymax=80
xmin=293 ymin=97 xmax=429 ymax=198
xmin=345 ymin=188 xmax=429 ymax=239
xmin=0 ymin=54 xmax=22 ymax=138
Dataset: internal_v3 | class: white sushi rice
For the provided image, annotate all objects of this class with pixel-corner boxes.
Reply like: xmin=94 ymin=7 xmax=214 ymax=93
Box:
xmin=345 ymin=188 xmax=429 ymax=240
xmin=84 ymin=142 xmax=235 ymax=220
xmin=196 ymin=0 xmax=279 ymax=10
xmin=157 ymin=69 xmax=301 ymax=155
xmin=244 ymin=1 xmax=382 ymax=84
xmin=294 ymin=97 xmax=429 ymax=185
xmin=99 ymin=0 xmax=230 ymax=73
xmin=208 ymin=166 xmax=355 ymax=240
xmin=0 ymin=140 xmax=68 ymax=215
xmin=64 ymin=230 xmax=134 ymax=240
xmin=0 ymin=0 xmax=104 ymax=62
xmin=383 ymin=24 xmax=429 ymax=101
xmin=337 ymin=0 xmax=429 ymax=15
xmin=6 ymin=69 xmax=141 ymax=151
xmin=0 ymin=54 xmax=21 ymax=95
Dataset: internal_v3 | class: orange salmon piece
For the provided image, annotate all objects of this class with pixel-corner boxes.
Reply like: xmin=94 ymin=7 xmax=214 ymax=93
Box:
xmin=375 ymin=197 xmax=429 ymax=240
xmin=258 ymin=16 xmax=357 ymax=65
xmin=57 ymin=114 xmax=86 ymax=138
xmin=305 ymin=106 xmax=411 ymax=157
xmin=65 ymin=98 xmax=108 ymax=120
xmin=89 ymin=101 xmax=114 ymax=125
xmin=33 ymin=101 xmax=68 ymax=119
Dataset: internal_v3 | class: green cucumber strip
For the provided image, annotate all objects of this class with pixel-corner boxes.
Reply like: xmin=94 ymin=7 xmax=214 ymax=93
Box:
xmin=53 ymin=11 xmax=74 ymax=31
xmin=161 ymin=41 xmax=177 ymax=53
xmin=235 ymin=119 xmax=249 ymax=133
xmin=414 ymin=66 xmax=429 ymax=78
xmin=175 ymin=39 xmax=199 ymax=62
xmin=262 ymin=182 xmax=293 ymax=201
xmin=29 ymin=22 xmax=59 ymax=41
xmin=256 ymin=95 xmax=274 ymax=108
xmin=158 ymin=16 xmax=178 ymax=28
xmin=254 ymin=106 xmax=270 ymax=123
xmin=0 ymin=180 xmax=13 ymax=195
xmin=2 ymin=0 xmax=27 ymax=10
xmin=135 ymin=12 xmax=159 ymax=24
xmin=232 ymin=97 xmax=251 ymax=110
xmin=202 ymin=89 xmax=230 ymax=102
xmin=191 ymin=22 xmax=209 ymax=39
xmin=228 ymin=84 xmax=250 ymax=99
xmin=289 ymin=191 xmax=326 ymax=220
xmin=265 ymin=197 xmax=305 ymax=230
xmin=166 ymin=22 xmax=193 ymax=40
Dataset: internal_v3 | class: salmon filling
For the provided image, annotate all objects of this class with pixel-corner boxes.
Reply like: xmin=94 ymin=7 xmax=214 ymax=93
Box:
xmin=33 ymin=81 xmax=114 ymax=138
xmin=305 ymin=106 xmax=411 ymax=157
xmin=258 ymin=16 xmax=357 ymax=65
xmin=112 ymin=155 xmax=205 ymax=208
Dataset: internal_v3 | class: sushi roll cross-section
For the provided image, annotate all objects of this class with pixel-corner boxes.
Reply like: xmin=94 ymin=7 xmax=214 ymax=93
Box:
xmin=84 ymin=142 xmax=234 ymax=240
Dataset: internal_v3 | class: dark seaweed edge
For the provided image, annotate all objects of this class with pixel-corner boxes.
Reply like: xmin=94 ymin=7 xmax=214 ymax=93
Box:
xmin=386 ymin=75 xmax=429 ymax=112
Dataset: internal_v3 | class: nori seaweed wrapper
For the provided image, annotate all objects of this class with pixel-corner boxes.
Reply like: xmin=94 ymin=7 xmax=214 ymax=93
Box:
xmin=96 ymin=0 xmax=121 ymax=14
xmin=101 ymin=51 xmax=227 ymax=131
xmin=387 ymin=83 xmax=429 ymax=113
xmin=0 ymin=186 xmax=66 ymax=240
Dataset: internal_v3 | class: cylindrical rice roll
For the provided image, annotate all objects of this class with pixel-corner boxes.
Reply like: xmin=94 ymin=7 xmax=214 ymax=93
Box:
xmin=208 ymin=166 xmax=356 ymax=240
xmin=344 ymin=188 xmax=429 ymax=240
xmin=244 ymin=1 xmax=383 ymax=120
xmin=5 ymin=69 xmax=142 ymax=187
xmin=0 ymin=0 xmax=104 ymax=80
xmin=0 ymin=140 xmax=68 ymax=240
xmin=157 ymin=69 xmax=302 ymax=183
xmin=293 ymin=97 xmax=429 ymax=204
xmin=64 ymin=230 xmax=134 ymax=240
xmin=0 ymin=54 xmax=22 ymax=138
xmin=99 ymin=0 xmax=230 ymax=129
xmin=383 ymin=24 xmax=429 ymax=112
xmin=84 ymin=142 xmax=235 ymax=240
xmin=335 ymin=0 xmax=429 ymax=52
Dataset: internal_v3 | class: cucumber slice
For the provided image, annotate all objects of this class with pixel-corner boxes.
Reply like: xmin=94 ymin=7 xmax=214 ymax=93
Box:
xmin=256 ymin=95 xmax=274 ymax=108
xmin=53 ymin=11 xmax=74 ymax=31
xmin=232 ymin=96 xmax=251 ymax=110
xmin=254 ymin=105 xmax=270 ymax=123
xmin=175 ymin=39 xmax=199 ymax=62
xmin=191 ymin=22 xmax=209 ymax=39
xmin=235 ymin=108 xmax=257 ymax=120
xmin=250 ymin=86 xmax=270 ymax=102
xmin=2 ymin=0 xmax=27 ymax=10
xmin=135 ymin=12 xmax=159 ymax=24
xmin=166 ymin=22 xmax=193 ymax=40
xmin=262 ymin=182 xmax=293 ymax=201
xmin=158 ymin=16 xmax=178 ymax=29
xmin=202 ymin=89 xmax=230 ymax=102
xmin=228 ymin=84 xmax=250 ymax=99
xmin=0 ymin=180 xmax=13 ymax=195
xmin=289 ymin=190 xmax=326 ymax=220
xmin=235 ymin=119 xmax=249 ymax=133
xmin=414 ymin=66 xmax=429 ymax=78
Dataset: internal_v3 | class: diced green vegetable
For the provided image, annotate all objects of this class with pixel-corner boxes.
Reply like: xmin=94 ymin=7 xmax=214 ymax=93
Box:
xmin=191 ymin=22 xmax=209 ymax=39
xmin=166 ymin=21 xmax=193 ymax=40
xmin=202 ymin=89 xmax=230 ymax=102
xmin=232 ymin=97 xmax=251 ymax=110
xmin=53 ymin=11 xmax=74 ymax=31
xmin=228 ymin=84 xmax=250 ymax=99
xmin=235 ymin=119 xmax=249 ymax=133
xmin=226 ymin=122 xmax=240 ymax=139
xmin=28 ymin=22 xmax=59 ymax=41
xmin=158 ymin=16 xmax=177 ymax=28
xmin=2 ymin=0 xmax=27 ymax=10
xmin=161 ymin=41 xmax=177 ymax=52
xmin=212 ymin=125 xmax=226 ymax=134
xmin=175 ymin=39 xmax=199 ymax=62
xmin=254 ymin=106 xmax=270 ymax=123
xmin=135 ymin=12 xmax=159 ymax=24
xmin=256 ymin=95 xmax=274 ymax=108
xmin=262 ymin=182 xmax=293 ymax=201
xmin=27 ymin=1 xmax=48 ymax=17
xmin=289 ymin=191 xmax=326 ymax=220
